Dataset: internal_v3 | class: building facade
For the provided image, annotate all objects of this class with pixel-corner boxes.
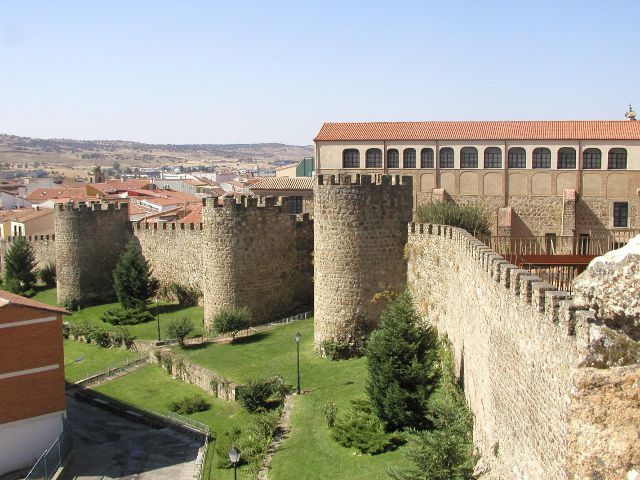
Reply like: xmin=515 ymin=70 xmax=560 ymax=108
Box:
xmin=314 ymin=120 xmax=640 ymax=243
xmin=0 ymin=291 xmax=68 ymax=475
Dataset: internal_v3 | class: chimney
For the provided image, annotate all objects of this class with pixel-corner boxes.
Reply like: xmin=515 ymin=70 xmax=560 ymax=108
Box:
xmin=625 ymin=104 xmax=636 ymax=121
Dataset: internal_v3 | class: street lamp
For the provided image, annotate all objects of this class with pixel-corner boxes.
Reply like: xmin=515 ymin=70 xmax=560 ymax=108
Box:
xmin=156 ymin=297 xmax=161 ymax=342
xmin=228 ymin=446 xmax=240 ymax=480
xmin=294 ymin=331 xmax=301 ymax=395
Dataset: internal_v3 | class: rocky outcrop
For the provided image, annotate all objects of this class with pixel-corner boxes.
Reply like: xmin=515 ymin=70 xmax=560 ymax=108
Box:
xmin=573 ymin=235 xmax=640 ymax=340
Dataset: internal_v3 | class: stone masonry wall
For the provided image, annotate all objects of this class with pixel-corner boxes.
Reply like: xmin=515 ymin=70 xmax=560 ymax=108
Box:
xmin=406 ymin=223 xmax=639 ymax=479
xmin=0 ymin=234 xmax=56 ymax=275
xmin=133 ymin=222 xmax=204 ymax=294
xmin=55 ymin=202 xmax=131 ymax=307
xmin=314 ymin=174 xmax=413 ymax=354
xmin=202 ymin=196 xmax=313 ymax=328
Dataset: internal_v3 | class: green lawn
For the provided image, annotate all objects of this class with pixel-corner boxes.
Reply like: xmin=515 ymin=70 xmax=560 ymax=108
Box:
xmin=179 ymin=318 xmax=403 ymax=480
xmin=94 ymin=365 xmax=253 ymax=479
xmin=33 ymin=288 xmax=205 ymax=340
xmin=63 ymin=339 xmax=141 ymax=382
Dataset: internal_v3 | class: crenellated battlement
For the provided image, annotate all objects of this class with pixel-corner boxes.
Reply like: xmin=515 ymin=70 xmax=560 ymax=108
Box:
xmin=5 ymin=234 xmax=55 ymax=243
xmin=204 ymin=195 xmax=283 ymax=210
xmin=316 ymin=173 xmax=412 ymax=188
xmin=407 ymin=222 xmax=597 ymax=346
xmin=56 ymin=200 xmax=129 ymax=212
xmin=133 ymin=221 xmax=204 ymax=231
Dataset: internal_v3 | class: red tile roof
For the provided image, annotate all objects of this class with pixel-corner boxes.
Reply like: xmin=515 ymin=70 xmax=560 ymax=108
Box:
xmin=25 ymin=187 xmax=91 ymax=202
xmin=0 ymin=289 xmax=69 ymax=314
xmin=251 ymin=177 xmax=313 ymax=191
xmin=314 ymin=121 xmax=640 ymax=141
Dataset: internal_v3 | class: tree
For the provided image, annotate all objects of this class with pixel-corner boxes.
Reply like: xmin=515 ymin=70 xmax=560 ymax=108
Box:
xmin=365 ymin=290 xmax=440 ymax=431
xmin=2 ymin=237 xmax=37 ymax=295
xmin=415 ymin=201 xmax=491 ymax=237
xmin=112 ymin=239 xmax=158 ymax=310
xmin=166 ymin=317 xmax=194 ymax=346
xmin=211 ymin=307 xmax=251 ymax=342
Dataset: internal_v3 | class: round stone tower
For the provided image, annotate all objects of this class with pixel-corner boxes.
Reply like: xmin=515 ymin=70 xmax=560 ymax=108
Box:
xmin=55 ymin=201 xmax=131 ymax=307
xmin=313 ymin=174 xmax=413 ymax=355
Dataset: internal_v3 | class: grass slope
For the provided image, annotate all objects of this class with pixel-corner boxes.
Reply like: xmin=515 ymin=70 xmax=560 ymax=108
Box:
xmin=94 ymin=365 xmax=252 ymax=478
xmin=63 ymin=340 xmax=141 ymax=382
xmin=179 ymin=318 xmax=402 ymax=480
xmin=33 ymin=287 xmax=205 ymax=340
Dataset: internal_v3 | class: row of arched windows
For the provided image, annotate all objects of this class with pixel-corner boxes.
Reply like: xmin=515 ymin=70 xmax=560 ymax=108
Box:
xmin=342 ymin=147 xmax=628 ymax=170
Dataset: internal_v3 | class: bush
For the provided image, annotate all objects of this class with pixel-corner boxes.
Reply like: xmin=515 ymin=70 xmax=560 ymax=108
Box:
xmin=170 ymin=283 xmax=202 ymax=306
xmin=166 ymin=317 xmax=194 ymax=346
xmin=238 ymin=375 xmax=288 ymax=413
xmin=86 ymin=327 xmax=112 ymax=348
xmin=38 ymin=262 xmax=56 ymax=287
xmin=2 ymin=237 xmax=37 ymax=295
xmin=61 ymin=297 xmax=80 ymax=312
xmin=366 ymin=290 xmax=440 ymax=432
xmin=322 ymin=400 xmax=338 ymax=427
xmin=321 ymin=339 xmax=355 ymax=360
xmin=101 ymin=307 xmax=154 ymax=326
xmin=215 ymin=427 xmax=243 ymax=469
xmin=168 ymin=395 xmax=210 ymax=415
xmin=415 ymin=201 xmax=491 ymax=237
xmin=331 ymin=399 xmax=402 ymax=455
xmin=111 ymin=327 xmax=135 ymax=349
xmin=212 ymin=307 xmax=251 ymax=342
xmin=388 ymin=345 xmax=479 ymax=480
xmin=112 ymin=239 xmax=159 ymax=310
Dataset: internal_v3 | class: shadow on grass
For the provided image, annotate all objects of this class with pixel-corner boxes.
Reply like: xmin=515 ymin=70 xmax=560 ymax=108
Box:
xmin=232 ymin=332 xmax=270 ymax=346
xmin=155 ymin=303 xmax=194 ymax=315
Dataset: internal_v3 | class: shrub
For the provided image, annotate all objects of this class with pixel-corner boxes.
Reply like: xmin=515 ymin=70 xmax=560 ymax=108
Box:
xmin=212 ymin=307 xmax=251 ymax=342
xmin=388 ymin=345 xmax=479 ymax=480
xmin=61 ymin=297 xmax=80 ymax=312
xmin=215 ymin=427 xmax=243 ymax=469
xmin=168 ymin=395 xmax=210 ymax=415
xmin=238 ymin=375 xmax=288 ymax=413
xmin=170 ymin=283 xmax=202 ymax=306
xmin=415 ymin=201 xmax=491 ymax=237
xmin=322 ymin=400 xmax=338 ymax=428
xmin=62 ymin=322 xmax=70 ymax=339
xmin=166 ymin=317 xmax=194 ymax=346
xmin=112 ymin=239 xmax=159 ymax=310
xmin=321 ymin=339 xmax=354 ymax=360
xmin=237 ymin=409 xmax=281 ymax=475
xmin=100 ymin=307 xmax=154 ymax=326
xmin=2 ymin=237 xmax=37 ymax=295
xmin=38 ymin=262 xmax=56 ymax=287
xmin=111 ymin=327 xmax=135 ymax=349
xmin=86 ymin=327 xmax=112 ymax=348
xmin=331 ymin=399 xmax=402 ymax=455
xmin=366 ymin=290 xmax=440 ymax=432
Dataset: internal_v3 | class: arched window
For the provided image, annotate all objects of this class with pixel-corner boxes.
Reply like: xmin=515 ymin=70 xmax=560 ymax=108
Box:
xmin=582 ymin=148 xmax=601 ymax=169
xmin=421 ymin=148 xmax=434 ymax=168
xmin=342 ymin=149 xmax=360 ymax=168
xmin=508 ymin=147 xmax=526 ymax=168
xmin=439 ymin=148 xmax=454 ymax=168
xmin=484 ymin=147 xmax=502 ymax=168
xmin=608 ymin=148 xmax=627 ymax=169
xmin=532 ymin=147 xmax=551 ymax=168
xmin=558 ymin=147 xmax=576 ymax=169
xmin=403 ymin=148 xmax=416 ymax=168
xmin=460 ymin=147 xmax=478 ymax=168
xmin=387 ymin=149 xmax=399 ymax=168
xmin=365 ymin=148 xmax=382 ymax=168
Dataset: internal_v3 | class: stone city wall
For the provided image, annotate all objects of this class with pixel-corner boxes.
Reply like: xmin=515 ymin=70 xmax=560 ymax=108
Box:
xmin=202 ymin=196 xmax=313 ymax=328
xmin=406 ymin=223 xmax=639 ymax=479
xmin=0 ymin=234 xmax=56 ymax=275
xmin=313 ymin=174 xmax=413 ymax=354
xmin=133 ymin=222 xmax=204 ymax=294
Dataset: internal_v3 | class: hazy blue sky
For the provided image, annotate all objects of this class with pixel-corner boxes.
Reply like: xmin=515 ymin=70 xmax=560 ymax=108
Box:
xmin=1 ymin=1 xmax=638 ymax=145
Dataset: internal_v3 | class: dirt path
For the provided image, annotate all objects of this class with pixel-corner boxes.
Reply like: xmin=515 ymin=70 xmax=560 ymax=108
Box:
xmin=257 ymin=394 xmax=294 ymax=480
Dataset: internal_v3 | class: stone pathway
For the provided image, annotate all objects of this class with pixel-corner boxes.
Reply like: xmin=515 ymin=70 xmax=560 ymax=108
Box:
xmin=257 ymin=394 xmax=294 ymax=480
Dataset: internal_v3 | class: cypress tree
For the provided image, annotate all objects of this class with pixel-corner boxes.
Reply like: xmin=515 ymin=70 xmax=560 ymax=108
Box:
xmin=112 ymin=239 xmax=158 ymax=310
xmin=365 ymin=290 xmax=439 ymax=431
xmin=2 ymin=237 xmax=37 ymax=295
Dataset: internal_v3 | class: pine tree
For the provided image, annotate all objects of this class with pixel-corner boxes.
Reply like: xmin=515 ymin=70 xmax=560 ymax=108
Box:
xmin=2 ymin=237 xmax=37 ymax=295
xmin=365 ymin=290 xmax=440 ymax=431
xmin=112 ymin=239 xmax=159 ymax=310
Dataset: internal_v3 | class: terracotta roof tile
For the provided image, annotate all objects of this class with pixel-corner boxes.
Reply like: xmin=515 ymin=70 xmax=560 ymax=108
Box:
xmin=314 ymin=121 xmax=640 ymax=141
xmin=250 ymin=177 xmax=313 ymax=191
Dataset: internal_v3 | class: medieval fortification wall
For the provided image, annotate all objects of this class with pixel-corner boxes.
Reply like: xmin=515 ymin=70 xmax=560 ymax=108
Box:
xmin=313 ymin=174 xmax=413 ymax=353
xmin=0 ymin=234 xmax=56 ymax=275
xmin=405 ymin=223 xmax=639 ymax=479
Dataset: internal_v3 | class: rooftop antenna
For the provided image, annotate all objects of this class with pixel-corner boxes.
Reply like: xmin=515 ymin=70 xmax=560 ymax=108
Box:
xmin=625 ymin=104 xmax=636 ymax=121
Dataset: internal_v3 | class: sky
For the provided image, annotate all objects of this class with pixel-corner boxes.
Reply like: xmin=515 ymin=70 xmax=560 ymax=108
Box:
xmin=1 ymin=1 xmax=639 ymax=145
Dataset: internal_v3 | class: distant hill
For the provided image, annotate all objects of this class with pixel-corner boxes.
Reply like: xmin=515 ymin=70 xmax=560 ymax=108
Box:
xmin=0 ymin=133 xmax=314 ymax=170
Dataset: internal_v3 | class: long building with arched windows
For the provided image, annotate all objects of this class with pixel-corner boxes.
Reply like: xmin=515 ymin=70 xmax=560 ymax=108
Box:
xmin=314 ymin=118 xmax=640 ymax=252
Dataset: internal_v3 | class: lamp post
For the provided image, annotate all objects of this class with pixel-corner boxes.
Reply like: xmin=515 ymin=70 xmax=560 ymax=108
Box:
xmin=156 ymin=297 xmax=161 ymax=342
xmin=294 ymin=331 xmax=301 ymax=395
xmin=228 ymin=446 xmax=240 ymax=480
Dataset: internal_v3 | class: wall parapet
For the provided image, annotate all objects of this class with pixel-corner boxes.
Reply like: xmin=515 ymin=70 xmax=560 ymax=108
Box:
xmin=56 ymin=201 xmax=128 ymax=212
xmin=408 ymin=222 xmax=597 ymax=348
xmin=133 ymin=221 xmax=204 ymax=231
xmin=5 ymin=234 xmax=55 ymax=242
xmin=317 ymin=173 xmax=411 ymax=187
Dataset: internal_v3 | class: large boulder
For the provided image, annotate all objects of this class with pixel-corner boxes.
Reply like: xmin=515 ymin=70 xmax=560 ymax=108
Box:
xmin=573 ymin=235 xmax=640 ymax=340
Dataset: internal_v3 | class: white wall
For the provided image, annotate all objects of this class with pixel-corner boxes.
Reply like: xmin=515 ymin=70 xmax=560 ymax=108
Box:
xmin=0 ymin=411 xmax=65 ymax=475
